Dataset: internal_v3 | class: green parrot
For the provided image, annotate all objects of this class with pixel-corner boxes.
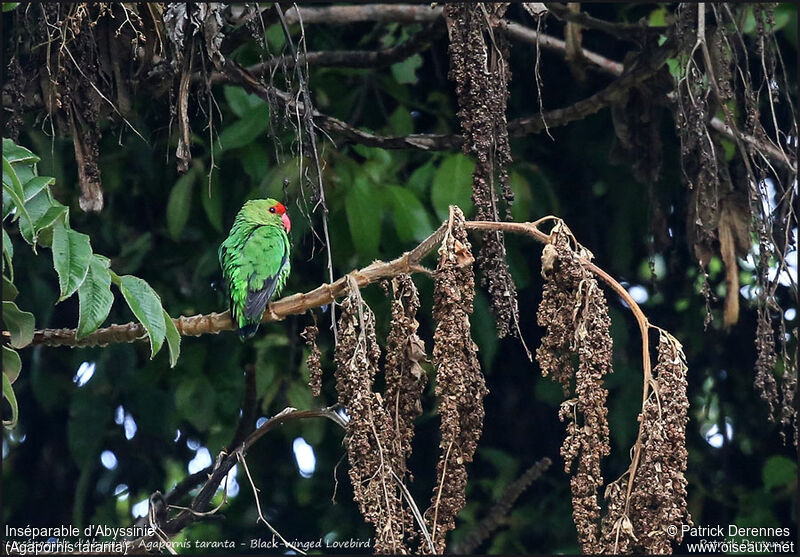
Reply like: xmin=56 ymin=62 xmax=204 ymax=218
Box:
xmin=219 ymin=198 xmax=292 ymax=339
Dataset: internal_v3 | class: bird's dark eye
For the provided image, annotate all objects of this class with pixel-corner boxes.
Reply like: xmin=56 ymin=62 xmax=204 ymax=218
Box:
xmin=269 ymin=207 xmax=276 ymax=213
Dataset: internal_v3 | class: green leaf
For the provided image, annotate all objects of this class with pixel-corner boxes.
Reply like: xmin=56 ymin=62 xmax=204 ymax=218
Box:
xmin=163 ymin=309 xmax=181 ymax=368
xmin=2 ymin=3 xmax=20 ymax=13
xmin=472 ymin=291 xmax=498 ymax=372
xmin=22 ymin=176 xmax=54 ymax=202
xmin=509 ymin=171 xmax=533 ymax=222
xmin=408 ymin=159 xmax=436 ymax=197
xmin=389 ymin=106 xmax=414 ymax=135
xmin=2 ymin=275 xmax=18 ymax=301
xmin=2 ymin=157 xmax=34 ymax=233
xmin=721 ymin=138 xmax=736 ymax=161
xmin=2 ymin=301 xmax=34 ymax=349
xmin=33 ymin=203 xmax=67 ymax=232
xmin=265 ymin=22 xmax=286 ymax=51
xmin=385 ymin=185 xmax=434 ymax=242
xmin=762 ymin=455 xmax=797 ymax=491
xmin=431 ymin=153 xmax=475 ymax=221
xmin=51 ymin=221 xmax=92 ymax=301
xmin=76 ymin=255 xmax=114 ymax=339
xmin=118 ymin=275 xmax=166 ymax=358
xmin=200 ymin=175 xmax=223 ymax=233
xmin=287 ymin=379 xmax=312 ymax=410
xmin=175 ymin=376 xmax=215 ymax=431
xmin=391 ymin=54 xmax=423 ymax=85
xmin=2 ymin=190 xmax=12 ymax=220
xmin=2 ymin=138 xmax=39 ymax=164
xmin=223 ymin=85 xmax=263 ymax=118
xmin=239 ymin=143 xmax=271 ymax=184
xmin=2 ymin=345 xmax=22 ymax=385
xmin=167 ymin=169 xmax=195 ymax=240
xmin=12 ymin=161 xmax=37 ymax=193
xmin=2 ymin=227 xmax=12 ymax=280
xmin=2 ymin=369 xmax=19 ymax=429
xmin=215 ymin=104 xmax=270 ymax=153
xmin=19 ymin=190 xmax=57 ymax=247
xmin=346 ymin=175 xmax=383 ymax=258
xmin=648 ymin=6 xmax=666 ymax=26
xmin=743 ymin=5 xmax=793 ymax=35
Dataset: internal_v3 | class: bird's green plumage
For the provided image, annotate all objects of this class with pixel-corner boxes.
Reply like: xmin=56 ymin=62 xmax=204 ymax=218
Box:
xmin=219 ymin=199 xmax=291 ymax=339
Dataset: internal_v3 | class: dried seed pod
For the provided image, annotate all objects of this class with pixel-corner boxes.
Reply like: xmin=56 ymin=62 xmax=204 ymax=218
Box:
xmin=383 ymin=275 xmax=428 ymax=473
xmin=536 ymin=229 xmax=612 ymax=554
xmin=444 ymin=2 xmax=521 ymax=340
xmin=779 ymin=364 xmax=798 ymax=447
xmin=425 ymin=208 xmax=488 ymax=553
xmin=602 ymin=332 xmax=692 ymax=554
xmin=333 ymin=281 xmax=409 ymax=553
xmin=301 ymin=324 xmax=322 ymax=397
xmin=755 ymin=310 xmax=780 ymax=420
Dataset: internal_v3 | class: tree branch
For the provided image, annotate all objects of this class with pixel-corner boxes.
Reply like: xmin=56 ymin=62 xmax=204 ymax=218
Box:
xmin=508 ymin=32 xmax=679 ymax=136
xmin=224 ymin=4 xmax=793 ymax=170
xmin=44 ymin=212 xmax=655 ymax=555
xmin=122 ymin=406 xmax=347 ymax=553
xmin=543 ymin=3 xmax=663 ymax=44
xmin=18 ymin=215 xmax=651 ymax=352
xmin=500 ymin=20 xmax=624 ymax=76
xmin=219 ymin=60 xmax=461 ymax=150
xmin=7 ymin=5 xmax=787 ymax=169
xmin=214 ymin=23 xmax=445 ymax=84
xmin=284 ymin=3 xmax=444 ymax=26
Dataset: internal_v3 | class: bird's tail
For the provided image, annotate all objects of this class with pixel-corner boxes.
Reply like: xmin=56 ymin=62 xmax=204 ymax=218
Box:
xmin=238 ymin=323 xmax=259 ymax=340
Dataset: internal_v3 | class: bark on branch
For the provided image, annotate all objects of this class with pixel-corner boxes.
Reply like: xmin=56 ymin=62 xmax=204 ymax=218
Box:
xmin=19 ymin=216 xmax=649 ymax=352
xmin=215 ymin=22 xmax=445 ymax=82
xmin=122 ymin=406 xmax=347 ymax=553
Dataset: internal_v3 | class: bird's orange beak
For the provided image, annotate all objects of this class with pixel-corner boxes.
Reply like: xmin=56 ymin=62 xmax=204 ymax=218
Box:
xmin=281 ymin=212 xmax=291 ymax=233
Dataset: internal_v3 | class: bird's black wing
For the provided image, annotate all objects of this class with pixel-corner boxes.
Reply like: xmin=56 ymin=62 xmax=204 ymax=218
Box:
xmin=243 ymin=249 xmax=289 ymax=321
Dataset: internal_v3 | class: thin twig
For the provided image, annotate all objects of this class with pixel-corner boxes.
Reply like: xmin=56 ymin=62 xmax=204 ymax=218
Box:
xmin=544 ymin=3 xmax=661 ymax=43
xmin=274 ymin=2 xmax=338 ymax=344
xmin=204 ymin=23 xmax=445 ymax=85
xmin=236 ymin=450 xmax=306 ymax=555
xmin=123 ymin=405 xmax=345 ymax=553
xmin=430 ymin=438 xmax=454 ymax=552
xmin=389 ymin=469 xmax=436 ymax=555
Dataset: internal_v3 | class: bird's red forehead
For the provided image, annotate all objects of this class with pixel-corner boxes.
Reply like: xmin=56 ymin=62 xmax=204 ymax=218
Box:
xmin=273 ymin=201 xmax=287 ymax=215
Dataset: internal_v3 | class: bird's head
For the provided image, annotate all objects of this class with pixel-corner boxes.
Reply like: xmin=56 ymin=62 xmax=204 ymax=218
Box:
xmin=243 ymin=198 xmax=291 ymax=232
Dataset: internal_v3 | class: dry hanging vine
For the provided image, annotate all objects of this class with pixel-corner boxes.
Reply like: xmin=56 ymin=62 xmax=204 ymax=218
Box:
xmin=672 ymin=3 xmax=797 ymax=443
xmin=425 ymin=207 xmax=488 ymax=553
xmin=333 ymin=277 xmax=416 ymax=553
xmin=602 ymin=331 xmax=692 ymax=554
xmin=534 ymin=221 xmax=692 ymax=555
xmin=444 ymin=2 xmax=525 ymax=346
xmin=536 ymin=224 xmax=613 ymax=553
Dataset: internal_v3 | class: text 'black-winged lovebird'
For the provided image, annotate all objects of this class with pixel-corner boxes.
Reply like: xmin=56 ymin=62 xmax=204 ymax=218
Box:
xmin=218 ymin=199 xmax=291 ymax=340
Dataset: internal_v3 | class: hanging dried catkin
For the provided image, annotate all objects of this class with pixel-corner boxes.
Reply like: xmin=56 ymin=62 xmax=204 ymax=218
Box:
xmin=424 ymin=207 xmax=488 ymax=553
xmin=536 ymin=227 xmax=612 ymax=554
xmin=333 ymin=281 xmax=410 ymax=553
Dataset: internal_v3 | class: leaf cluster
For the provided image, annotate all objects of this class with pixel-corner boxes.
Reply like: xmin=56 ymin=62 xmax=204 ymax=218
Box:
xmin=2 ymin=138 xmax=180 ymax=430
